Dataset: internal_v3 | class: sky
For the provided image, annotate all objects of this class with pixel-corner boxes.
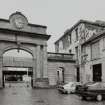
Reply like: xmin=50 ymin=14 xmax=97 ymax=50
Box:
xmin=0 ymin=0 xmax=105 ymax=52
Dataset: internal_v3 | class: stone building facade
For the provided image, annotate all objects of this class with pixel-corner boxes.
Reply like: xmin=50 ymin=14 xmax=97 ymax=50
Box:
xmin=47 ymin=52 xmax=75 ymax=86
xmin=1 ymin=12 xmax=105 ymax=88
xmin=55 ymin=20 xmax=105 ymax=83
xmin=0 ymin=11 xmax=76 ymax=88
xmin=81 ymin=30 xmax=105 ymax=83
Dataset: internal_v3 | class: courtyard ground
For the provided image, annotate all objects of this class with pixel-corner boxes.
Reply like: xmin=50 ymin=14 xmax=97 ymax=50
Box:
xmin=0 ymin=82 xmax=105 ymax=105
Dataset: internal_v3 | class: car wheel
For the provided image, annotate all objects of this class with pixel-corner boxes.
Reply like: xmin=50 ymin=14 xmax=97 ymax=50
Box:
xmin=96 ymin=94 xmax=102 ymax=101
xmin=80 ymin=96 xmax=86 ymax=100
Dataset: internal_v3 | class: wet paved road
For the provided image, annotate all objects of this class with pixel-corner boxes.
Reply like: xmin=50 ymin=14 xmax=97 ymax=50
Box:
xmin=0 ymin=83 xmax=105 ymax=105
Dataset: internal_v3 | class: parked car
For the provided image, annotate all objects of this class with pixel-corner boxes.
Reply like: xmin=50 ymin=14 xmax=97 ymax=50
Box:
xmin=57 ymin=82 xmax=81 ymax=94
xmin=76 ymin=82 xmax=105 ymax=101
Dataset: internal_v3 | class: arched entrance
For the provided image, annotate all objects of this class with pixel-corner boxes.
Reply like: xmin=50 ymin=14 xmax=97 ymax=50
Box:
xmin=2 ymin=49 xmax=33 ymax=87
xmin=57 ymin=67 xmax=65 ymax=84
xmin=0 ymin=11 xmax=50 ymax=88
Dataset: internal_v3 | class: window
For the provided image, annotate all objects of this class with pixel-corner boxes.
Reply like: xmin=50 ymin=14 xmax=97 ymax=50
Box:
xmin=81 ymin=46 xmax=86 ymax=55
xmin=69 ymin=49 xmax=72 ymax=54
xmin=75 ymin=46 xmax=78 ymax=59
xmin=81 ymin=46 xmax=87 ymax=63
xmin=75 ymin=28 xmax=78 ymax=41
xmin=91 ymin=41 xmax=100 ymax=60
xmin=55 ymin=43 xmax=59 ymax=53
xmin=59 ymin=41 xmax=63 ymax=50
xmin=69 ymin=33 xmax=72 ymax=44
xmin=62 ymin=35 xmax=69 ymax=49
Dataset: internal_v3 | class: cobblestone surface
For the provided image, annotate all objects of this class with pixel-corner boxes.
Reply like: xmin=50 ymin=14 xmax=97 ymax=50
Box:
xmin=0 ymin=83 xmax=105 ymax=105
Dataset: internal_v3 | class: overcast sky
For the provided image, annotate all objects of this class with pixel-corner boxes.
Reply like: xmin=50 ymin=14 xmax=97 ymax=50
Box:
xmin=0 ymin=0 xmax=105 ymax=52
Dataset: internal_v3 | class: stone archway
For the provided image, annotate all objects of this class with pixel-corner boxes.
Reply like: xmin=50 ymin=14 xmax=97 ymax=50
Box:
xmin=2 ymin=47 xmax=34 ymax=87
xmin=0 ymin=11 xmax=50 ymax=88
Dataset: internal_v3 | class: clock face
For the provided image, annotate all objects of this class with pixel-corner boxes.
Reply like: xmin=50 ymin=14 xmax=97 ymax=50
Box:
xmin=14 ymin=17 xmax=25 ymax=29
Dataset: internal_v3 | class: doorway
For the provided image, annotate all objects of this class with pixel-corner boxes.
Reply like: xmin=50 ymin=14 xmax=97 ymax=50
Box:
xmin=57 ymin=67 xmax=64 ymax=84
xmin=93 ymin=64 xmax=102 ymax=82
xmin=76 ymin=67 xmax=80 ymax=82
